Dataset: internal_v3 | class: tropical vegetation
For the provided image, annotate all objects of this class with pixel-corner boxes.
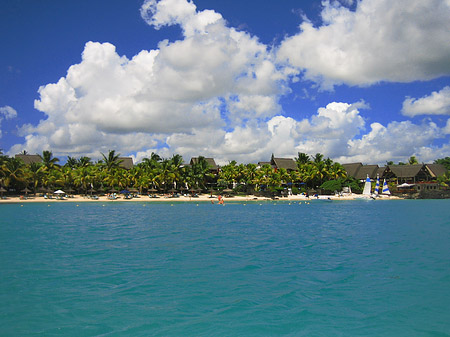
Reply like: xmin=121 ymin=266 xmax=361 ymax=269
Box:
xmin=1 ymin=150 xmax=449 ymax=196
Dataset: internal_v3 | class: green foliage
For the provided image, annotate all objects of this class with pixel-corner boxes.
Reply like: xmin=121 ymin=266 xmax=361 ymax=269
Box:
xmin=435 ymin=157 xmax=450 ymax=171
xmin=4 ymin=148 xmax=448 ymax=196
xmin=320 ymin=179 xmax=342 ymax=192
xmin=408 ymin=156 xmax=419 ymax=165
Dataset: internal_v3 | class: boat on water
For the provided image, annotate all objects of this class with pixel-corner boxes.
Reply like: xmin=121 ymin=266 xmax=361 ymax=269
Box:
xmin=379 ymin=178 xmax=391 ymax=198
xmin=355 ymin=175 xmax=376 ymax=200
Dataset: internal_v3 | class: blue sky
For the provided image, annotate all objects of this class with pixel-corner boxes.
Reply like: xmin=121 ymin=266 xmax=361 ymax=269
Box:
xmin=1 ymin=0 xmax=449 ymax=165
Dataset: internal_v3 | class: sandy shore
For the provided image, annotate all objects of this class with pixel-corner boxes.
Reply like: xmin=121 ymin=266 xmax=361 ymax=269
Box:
xmin=0 ymin=193 xmax=401 ymax=204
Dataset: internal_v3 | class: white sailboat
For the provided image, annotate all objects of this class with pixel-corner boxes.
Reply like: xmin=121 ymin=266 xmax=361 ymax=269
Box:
xmin=374 ymin=174 xmax=380 ymax=196
xmin=382 ymin=179 xmax=391 ymax=196
xmin=362 ymin=175 xmax=372 ymax=196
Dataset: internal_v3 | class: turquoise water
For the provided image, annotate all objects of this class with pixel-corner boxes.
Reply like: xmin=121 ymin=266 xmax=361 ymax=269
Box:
xmin=1 ymin=200 xmax=450 ymax=336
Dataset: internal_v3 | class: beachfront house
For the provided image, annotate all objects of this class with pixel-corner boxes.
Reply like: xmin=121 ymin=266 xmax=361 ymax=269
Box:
xmin=383 ymin=163 xmax=447 ymax=184
xmin=384 ymin=164 xmax=430 ymax=184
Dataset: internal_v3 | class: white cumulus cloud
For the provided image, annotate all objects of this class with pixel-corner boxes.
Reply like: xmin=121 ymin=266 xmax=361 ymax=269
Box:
xmin=0 ymin=105 xmax=17 ymax=139
xmin=11 ymin=0 xmax=286 ymax=160
xmin=278 ymin=0 xmax=450 ymax=88
xmin=7 ymin=0 xmax=450 ymax=165
xmin=402 ymin=86 xmax=450 ymax=117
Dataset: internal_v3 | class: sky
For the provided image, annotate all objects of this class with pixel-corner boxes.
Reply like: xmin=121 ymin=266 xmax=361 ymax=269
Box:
xmin=1 ymin=0 xmax=449 ymax=165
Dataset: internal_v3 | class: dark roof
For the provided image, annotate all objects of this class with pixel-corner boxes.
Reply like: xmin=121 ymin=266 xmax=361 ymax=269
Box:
xmin=118 ymin=157 xmax=134 ymax=170
xmin=425 ymin=164 xmax=447 ymax=178
xmin=189 ymin=157 xmax=218 ymax=170
xmin=15 ymin=154 xmax=41 ymax=165
xmin=388 ymin=164 xmax=424 ymax=178
xmin=257 ymin=161 xmax=271 ymax=167
xmin=355 ymin=165 xmax=379 ymax=180
xmin=342 ymin=163 xmax=362 ymax=178
xmin=271 ymin=157 xmax=298 ymax=171
xmin=377 ymin=166 xmax=387 ymax=177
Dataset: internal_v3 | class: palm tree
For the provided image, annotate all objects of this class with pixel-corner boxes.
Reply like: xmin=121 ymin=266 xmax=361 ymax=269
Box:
xmin=328 ymin=162 xmax=347 ymax=180
xmin=218 ymin=161 xmax=238 ymax=188
xmin=39 ymin=150 xmax=60 ymax=171
xmin=78 ymin=156 xmax=92 ymax=167
xmin=101 ymin=150 xmax=123 ymax=172
xmin=1 ymin=157 xmax=26 ymax=190
xmin=156 ymin=159 xmax=176 ymax=191
xmin=24 ymin=162 xmax=44 ymax=194
xmin=74 ymin=166 xmax=95 ymax=194
xmin=57 ymin=166 xmax=75 ymax=190
xmin=296 ymin=152 xmax=310 ymax=166
xmin=243 ymin=163 xmax=258 ymax=192
xmin=170 ymin=154 xmax=184 ymax=188
xmin=189 ymin=156 xmax=214 ymax=189
xmin=65 ymin=156 xmax=78 ymax=169
xmin=313 ymin=153 xmax=324 ymax=164
xmin=255 ymin=164 xmax=274 ymax=190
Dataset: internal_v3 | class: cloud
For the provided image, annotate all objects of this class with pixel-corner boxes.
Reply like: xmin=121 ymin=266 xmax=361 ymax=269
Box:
xmin=402 ymin=86 xmax=450 ymax=117
xmin=7 ymin=0 xmax=450 ymax=166
xmin=343 ymin=120 xmax=443 ymax=164
xmin=0 ymin=105 xmax=17 ymax=138
xmin=11 ymin=0 xmax=286 ymax=160
xmin=278 ymin=0 xmax=450 ymax=88
xmin=444 ymin=119 xmax=450 ymax=135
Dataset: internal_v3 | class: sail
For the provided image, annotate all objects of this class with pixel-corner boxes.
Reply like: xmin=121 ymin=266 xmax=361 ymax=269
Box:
xmin=374 ymin=174 xmax=380 ymax=195
xmin=382 ymin=179 xmax=391 ymax=195
xmin=362 ymin=175 xmax=371 ymax=196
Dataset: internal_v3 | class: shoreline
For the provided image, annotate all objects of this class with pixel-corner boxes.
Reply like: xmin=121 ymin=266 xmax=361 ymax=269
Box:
xmin=0 ymin=193 xmax=403 ymax=204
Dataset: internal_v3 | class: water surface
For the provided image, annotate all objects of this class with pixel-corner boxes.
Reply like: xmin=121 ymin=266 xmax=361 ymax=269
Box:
xmin=1 ymin=200 xmax=449 ymax=336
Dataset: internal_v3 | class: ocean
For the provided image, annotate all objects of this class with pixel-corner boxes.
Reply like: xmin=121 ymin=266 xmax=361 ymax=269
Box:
xmin=1 ymin=200 xmax=449 ymax=336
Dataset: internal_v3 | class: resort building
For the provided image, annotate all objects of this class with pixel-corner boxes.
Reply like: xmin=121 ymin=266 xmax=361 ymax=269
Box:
xmin=384 ymin=164 xmax=432 ymax=184
xmin=343 ymin=162 xmax=447 ymax=185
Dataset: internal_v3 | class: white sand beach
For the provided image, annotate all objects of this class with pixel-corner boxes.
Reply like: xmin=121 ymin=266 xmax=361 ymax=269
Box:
xmin=0 ymin=193 xmax=401 ymax=204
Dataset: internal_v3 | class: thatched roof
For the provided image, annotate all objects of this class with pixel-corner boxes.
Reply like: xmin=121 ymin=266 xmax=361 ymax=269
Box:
xmin=189 ymin=157 xmax=218 ymax=170
xmin=118 ymin=157 xmax=134 ymax=170
xmin=342 ymin=163 xmax=362 ymax=178
xmin=343 ymin=163 xmax=380 ymax=180
xmin=271 ymin=157 xmax=298 ymax=171
xmin=388 ymin=164 xmax=424 ymax=178
xmin=15 ymin=154 xmax=41 ymax=165
xmin=377 ymin=166 xmax=387 ymax=177
xmin=341 ymin=163 xmax=361 ymax=178
xmin=355 ymin=165 xmax=379 ymax=180
xmin=425 ymin=164 xmax=447 ymax=178
xmin=257 ymin=161 xmax=271 ymax=167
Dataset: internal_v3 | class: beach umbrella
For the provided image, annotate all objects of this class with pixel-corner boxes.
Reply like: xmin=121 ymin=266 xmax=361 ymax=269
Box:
xmin=0 ymin=186 xmax=6 ymax=198
xmin=109 ymin=188 xmax=119 ymax=193
xmin=148 ymin=187 xmax=158 ymax=193
xmin=54 ymin=190 xmax=65 ymax=194
xmin=120 ymin=189 xmax=130 ymax=194
xmin=21 ymin=187 xmax=31 ymax=195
